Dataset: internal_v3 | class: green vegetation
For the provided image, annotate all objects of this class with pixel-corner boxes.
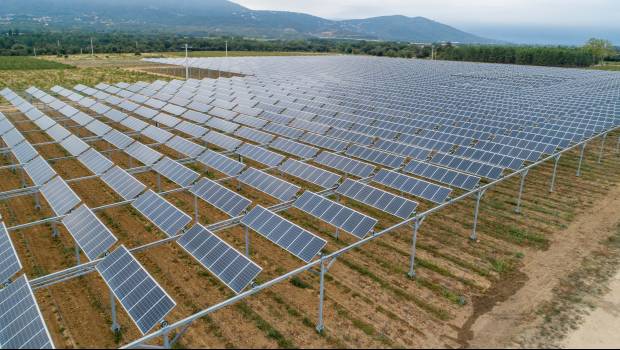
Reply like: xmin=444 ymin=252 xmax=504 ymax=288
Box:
xmin=435 ymin=41 xmax=612 ymax=68
xmin=0 ymin=56 xmax=73 ymax=70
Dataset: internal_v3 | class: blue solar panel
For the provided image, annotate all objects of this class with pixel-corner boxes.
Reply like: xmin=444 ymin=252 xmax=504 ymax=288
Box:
xmin=177 ymin=224 xmax=262 ymax=293
xmin=240 ymin=206 xmax=326 ymax=262
xmin=96 ymin=245 xmax=176 ymax=335
xmin=0 ymin=275 xmax=54 ymax=349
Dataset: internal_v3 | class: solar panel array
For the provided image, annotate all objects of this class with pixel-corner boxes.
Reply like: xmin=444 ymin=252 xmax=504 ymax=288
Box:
xmin=0 ymin=275 xmax=54 ymax=349
xmin=96 ymin=245 xmax=176 ymax=335
xmin=132 ymin=190 xmax=192 ymax=237
xmin=62 ymin=204 xmax=118 ymax=260
xmin=294 ymin=191 xmax=377 ymax=239
xmin=2 ymin=53 xmax=619 ymax=345
xmin=240 ymin=206 xmax=327 ymax=262
xmin=0 ymin=221 xmax=21 ymax=283
xmin=177 ymin=224 xmax=262 ymax=293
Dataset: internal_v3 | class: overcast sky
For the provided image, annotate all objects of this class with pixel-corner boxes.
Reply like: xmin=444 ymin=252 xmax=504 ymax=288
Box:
xmin=234 ymin=0 xmax=619 ymax=44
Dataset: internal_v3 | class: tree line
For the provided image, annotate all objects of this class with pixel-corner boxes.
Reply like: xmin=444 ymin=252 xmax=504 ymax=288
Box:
xmin=0 ymin=30 xmax=616 ymax=68
xmin=434 ymin=39 xmax=616 ymax=67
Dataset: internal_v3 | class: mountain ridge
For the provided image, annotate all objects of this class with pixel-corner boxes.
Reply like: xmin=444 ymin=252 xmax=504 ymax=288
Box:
xmin=0 ymin=0 xmax=497 ymax=43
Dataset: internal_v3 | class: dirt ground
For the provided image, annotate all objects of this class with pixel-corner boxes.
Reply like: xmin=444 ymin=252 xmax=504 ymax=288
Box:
xmin=561 ymin=269 xmax=620 ymax=348
xmin=464 ymin=182 xmax=620 ymax=348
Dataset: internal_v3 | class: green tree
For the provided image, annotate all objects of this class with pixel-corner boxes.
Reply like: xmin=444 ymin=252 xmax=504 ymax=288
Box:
xmin=584 ymin=38 xmax=616 ymax=65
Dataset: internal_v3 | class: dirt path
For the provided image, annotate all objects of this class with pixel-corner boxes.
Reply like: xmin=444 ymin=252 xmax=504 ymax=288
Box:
xmin=560 ymin=269 xmax=620 ymax=348
xmin=464 ymin=182 xmax=620 ymax=348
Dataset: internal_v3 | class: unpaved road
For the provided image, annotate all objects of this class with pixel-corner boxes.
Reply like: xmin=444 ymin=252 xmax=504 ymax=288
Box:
xmin=465 ymin=183 xmax=620 ymax=348
xmin=561 ymin=269 xmax=620 ymax=349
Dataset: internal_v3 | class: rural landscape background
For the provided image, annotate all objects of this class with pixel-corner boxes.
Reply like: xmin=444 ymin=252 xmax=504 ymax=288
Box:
xmin=0 ymin=1 xmax=619 ymax=349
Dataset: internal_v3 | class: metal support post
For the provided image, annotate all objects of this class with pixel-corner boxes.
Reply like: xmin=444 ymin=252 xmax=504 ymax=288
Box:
xmin=576 ymin=142 xmax=586 ymax=177
xmin=157 ymin=173 xmax=162 ymax=192
xmin=244 ymin=226 xmax=250 ymax=257
xmin=19 ymin=168 xmax=27 ymax=188
xmin=75 ymin=245 xmax=81 ymax=265
xmin=514 ymin=169 xmax=529 ymax=214
xmin=110 ymin=288 xmax=120 ymax=333
xmin=34 ymin=192 xmax=41 ymax=210
xmin=316 ymin=254 xmax=326 ymax=334
xmin=549 ymin=154 xmax=561 ymax=193
xmin=51 ymin=221 xmax=59 ymax=238
xmin=193 ymin=194 xmax=199 ymax=222
xmin=470 ymin=189 xmax=486 ymax=241
xmin=408 ymin=216 xmax=425 ymax=279
xmin=334 ymin=228 xmax=339 ymax=241
xmin=163 ymin=328 xmax=171 ymax=349
xmin=598 ymin=133 xmax=607 ymax=163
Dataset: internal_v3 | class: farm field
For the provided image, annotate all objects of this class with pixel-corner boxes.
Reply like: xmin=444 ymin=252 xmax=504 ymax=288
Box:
xmin=0 ymin=56 xmax=618 ymax=349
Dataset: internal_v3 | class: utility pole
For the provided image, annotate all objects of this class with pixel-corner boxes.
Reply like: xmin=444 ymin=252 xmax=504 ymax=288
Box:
xmin=225 ymin=40 xmax=228 ymax=57
xmin=90 ymin=37 xmax=94 ymax=57
xmin=185 ymin=43 xmax=189 ymax=80
xmin=57 ymin=40 xmax=60 ymax=56
xmin=33 ymin=47 xmax=36 ymax=57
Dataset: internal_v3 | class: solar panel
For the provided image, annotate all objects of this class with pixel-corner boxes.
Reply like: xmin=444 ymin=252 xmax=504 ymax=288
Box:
xmin=24 ymin=156 xmax=57 ymax=186
xmin=346 ymin=144 xmax=405 ymax=168
xmin=336 ymin=179 xmax=417 ymax=219
xmin=103 ymin=129 xmax=135 ymax=150
xmin=237 ymin=144 xmax=284 ymax=168
xmin=177 ymin=223 xmax=262 ymax=293
xmin=197 ymin=150 xmax=245 ymax=177
xmin=11 ymin=141 xmax=38 ymax=164
xmin=62 ymin=204 xmax=117 ymax=260
xmin=240 ymin=206 xmax=326 ymax=262
xmin=374 ymin=139 xmax=432 ymax=160
xmin=84 ymin=119 xmax=112 ymax=137
xmin=190 ymin=178 xmax=252 ymax=217
xmin=431 ymin=153 xmax=504 ymax=180
xmin=40 ymin=177 xmax=81 ymax=216
xmin=202 ymin=131 xmax=243 ymax=151
xmin=300 ymin=133 xmax=349 ymax=153
xmin=0 ymin=275 xmax=54 ymax=349
xmin=237 ymin=168 xmax=300 ymax=202
xmin=278 ymin=159 xmax=341 ymax=189
xmin=60 ymin=135 xmax=90 ymax=157
xmin=205 ymin=117 xmax=239 ymax=133
xmin=132 ymin=190 xmax=192 ymax=237
xmin=78 ymin=148 xmax=114 ymax=175
xmin=262 ymin=122 xmax=305 ymax=139
xmin=165 ymin=136 xmax=205 ymax=158
xmin=373 ymin=169 xmax=452 ymax=204
xmin=270 ymin=137 xmax=319 ymax=159
xmin=175 ymin=121 xmax=208 ymax=138
xmin=96 ymin=245 xmax=176 ymax=335
xmin=152 ymin=157 xmax=200 ymax=188
xmin=294 ymin=191 xmax=377 ymax=239
xmin=125 ymin=142 xmax=163 ymax=166
xmin=404 ymin=159 xmax=480 ymax=190
xmin=101 ymin=166 xmax=146 ymax=200
xmin=182 ymin=110 xmax=210 ymax=124
xmin=234 ymin=126 xmax=274 ymax=145
xmin=153 ymin=113 xmax=181 ymax=128
xmin=2 ymin=128 xmax=25 ymax=148
xmin=0 ymin=221 xmax=21 ymax=283
xmin=141 ymin=125 xmax=174 ymax=144
xmin=314 ymin=151 xmax=375 ymax=178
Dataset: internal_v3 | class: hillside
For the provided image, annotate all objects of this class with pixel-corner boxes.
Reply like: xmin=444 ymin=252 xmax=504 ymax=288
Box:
xmin=0 ymin=0 xmax=495 ymax=43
